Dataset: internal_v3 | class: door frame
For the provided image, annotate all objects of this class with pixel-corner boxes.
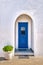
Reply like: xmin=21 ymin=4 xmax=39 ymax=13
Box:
xmin=16 ymin=21 xmax=31 ymax=49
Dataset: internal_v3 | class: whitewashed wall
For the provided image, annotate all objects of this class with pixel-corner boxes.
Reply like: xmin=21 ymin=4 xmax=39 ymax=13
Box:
xmin=0 ymin=0 xmax=43 ymax=56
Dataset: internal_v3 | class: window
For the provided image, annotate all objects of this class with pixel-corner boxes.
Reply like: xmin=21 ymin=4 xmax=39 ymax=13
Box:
xmin=21 ymin=27 xmax=25 ymax=35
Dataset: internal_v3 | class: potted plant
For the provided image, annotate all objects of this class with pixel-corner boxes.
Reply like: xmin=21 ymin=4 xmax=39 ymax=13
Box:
xmin=3 ymin=45 xmax=13 ymax=60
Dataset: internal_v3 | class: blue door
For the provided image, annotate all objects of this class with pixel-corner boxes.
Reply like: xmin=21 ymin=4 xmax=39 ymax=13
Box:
xmin=18 ymin=22 xmax=28 ymax=49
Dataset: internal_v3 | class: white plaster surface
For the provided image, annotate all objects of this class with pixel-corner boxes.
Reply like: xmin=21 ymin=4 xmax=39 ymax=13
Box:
xmin=0 ymin=0 xmax=43 ymax=56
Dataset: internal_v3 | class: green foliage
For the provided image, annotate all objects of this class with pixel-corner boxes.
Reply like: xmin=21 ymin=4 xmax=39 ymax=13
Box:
xmin=3 ymin=45 xmax=13 ymax=52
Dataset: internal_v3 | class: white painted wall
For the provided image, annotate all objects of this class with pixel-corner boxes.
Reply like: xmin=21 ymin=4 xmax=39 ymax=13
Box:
xmin=0 ymin=0 xmax=43 ymax=56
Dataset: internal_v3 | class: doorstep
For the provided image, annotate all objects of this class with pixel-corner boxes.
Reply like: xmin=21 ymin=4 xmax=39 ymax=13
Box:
xmin=14 ymin=48 xmax=34 ymax=56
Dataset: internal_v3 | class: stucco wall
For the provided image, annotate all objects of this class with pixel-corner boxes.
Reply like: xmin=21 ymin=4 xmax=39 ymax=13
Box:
xmin=0 ymin=0 xmax=43 ymax=56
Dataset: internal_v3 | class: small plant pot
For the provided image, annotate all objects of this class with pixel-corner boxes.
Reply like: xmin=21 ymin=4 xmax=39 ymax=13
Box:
xmin=4 ymin=52 xmax=13 ymax=60
xmin=2 ymin=45 xmax=13 ymax=60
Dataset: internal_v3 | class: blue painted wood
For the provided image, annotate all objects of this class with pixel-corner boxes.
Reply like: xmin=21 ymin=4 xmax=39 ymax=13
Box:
xmin=18 ymin=22 xmax=28 ymax=49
